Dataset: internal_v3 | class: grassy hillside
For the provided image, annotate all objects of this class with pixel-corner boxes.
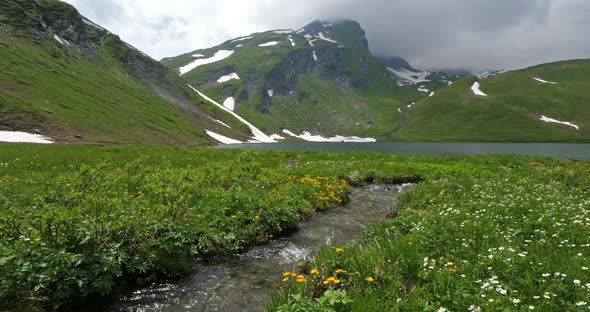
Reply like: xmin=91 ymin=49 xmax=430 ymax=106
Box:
xmin=398 ymin=60 xmax=590 ymax=142
xmin=162 ymin=21 xmax=416 ymax=139
xmin=0 ymin=0 xmax=247 ymax=145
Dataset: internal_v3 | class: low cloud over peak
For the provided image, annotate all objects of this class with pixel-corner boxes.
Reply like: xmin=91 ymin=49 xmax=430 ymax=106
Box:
xmin=63 ymin=0 xmax=590 ymax=72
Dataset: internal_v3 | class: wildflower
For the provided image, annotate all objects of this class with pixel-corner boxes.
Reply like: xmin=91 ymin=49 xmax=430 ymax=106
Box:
xmin=283 ymin=271 xmax=292 ymax=277
xmin=323 ymin=276 xmax=340 ymax=285
xmin=576 ymin=301 xmax=587 ymax=306
xmin=137 ymin=191 xmax=143 ymax=195
xmin=408 ymin=242 xmax=413 ymax=246
xmin=255 ymin=215 xmax=260 ymax=220
xmin=391 ymin=225 xmax=397 ymax=230
xmin=282 ymin=277 xmax=289 ymax=282
xmin=365 ymin=276 xmax=374 ymax=282
xmin=574 ymin=279 xmax=581 ymax=285
xmin=512 ymin=298 xmax=521 ymax=304
xmin=335 ymin=247 xmax=345 ymax=253
xmin=335 ymin=269 xmax=347 ymax=274
xmin=528 ymin=305 xmax=535 ymax=310
xmin=231 ymin=214 xmax=237 ymax=219
xmin=34 ymin=237 xmax=41 ymax=242
xmin=310 ymin=268 xmax=320 ymax=275
xmin=295 ymin=275 xmax=307 ymax=283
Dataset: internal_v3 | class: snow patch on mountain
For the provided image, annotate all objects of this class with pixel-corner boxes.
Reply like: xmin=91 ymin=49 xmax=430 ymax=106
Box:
xmin=53 ymin=34 xmax=69 ymax=46
xmin=539 ymin=115 xmax=579 ymax=130
xmin=304 ymin=34 xmax=316 ymax=47
xmin=189 ymin=85 xmax=276 ymax=143
xmin=532 ymin=77 xmax=558 ymax=84
xmin=217 ymin=73 xmax=240 ymax=83
xmin=387 ymin=67 xmax=431 ymax=85
xmin=317 ymin=32 xmax=338 ymax=43
xmin=211 ymin=118 xmax=231 ymax=129
xmin=268 ymin=89 xmax=274 ymax=97
xmin=223 ymin=97 xmax=235 ymax=111
xmin=287 ymin=36 xmax=296 ymax=47
xmin=476 ymin=70 xmax=509 ymax=79
xmin=471 ymin=82 xmax=488 ymax=96
xmin=313 ymin=51 xmax=318 ymax=62
xmin=273 ymin=29 xmax=294 ymax=34
xmin=0 ymin=131 xmax=53 ymax=144
xmin=206 ymin=130 xmax=243 ymax=144
xmin=82 ymin=18 xmax=106 ymax=31
xmin=192 ymin=54 xmax=204 ymax=58
xmin=231 ymin=36 xmax=253 ymax=43
xmin=417 ymin=86 xmax=429 ymax=93
xmin=270 ymin=134 xmax=286 ymax=140
xmin=429 ymin=91 xmax=435 ymax=97
xmin=259 ymin=41 xmax=280 ymax=47
xmin=179 ymin=50 xmax=234 ymax=75
xmin=282 ymin=130 xmax=376 ymax=143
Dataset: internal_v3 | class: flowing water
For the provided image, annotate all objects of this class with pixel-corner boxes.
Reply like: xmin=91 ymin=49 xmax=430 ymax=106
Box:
xmin=83 ymin=184 xmax=414 ymax=312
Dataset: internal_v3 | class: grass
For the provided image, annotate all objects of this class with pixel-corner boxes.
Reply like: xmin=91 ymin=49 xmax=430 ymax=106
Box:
xmin=400 ymin=60 xmax=590 ymax=142
xmin=0 ymin=143 xmax=588 ymax=311
xmin=269 ymin=155 xmax=590 ymax=311
xmin=0 ymin=0 xmax=250 ymax=145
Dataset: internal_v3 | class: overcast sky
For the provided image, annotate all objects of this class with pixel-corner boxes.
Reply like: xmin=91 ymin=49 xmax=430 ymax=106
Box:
xmin=62 ymin=0 xmax=590 ymax=71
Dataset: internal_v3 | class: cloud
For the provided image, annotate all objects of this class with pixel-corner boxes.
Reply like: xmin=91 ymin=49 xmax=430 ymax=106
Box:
xmin=62 ymin=0 xmax=590 ymax=71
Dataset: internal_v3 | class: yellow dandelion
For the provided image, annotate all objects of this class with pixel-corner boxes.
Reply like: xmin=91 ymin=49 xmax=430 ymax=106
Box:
xmin=295 ymin=275 xmax=307 ymax=283
xmin=335 ymin=269 xmax=347 ymax=274
xmin=33 ymin=237 xmax=41 ymax=242
xmin=335 ymin=247 xmax=345 ymax=253
xmin=310 ymin=268 xmax=320 ymax=275
xmin=282 ymin=277 xmax=289 ymax=282
xmin=365 ymin=276 xmax=374 ymax=282
xmin=283 ymin=271 xmax=292 ymax=277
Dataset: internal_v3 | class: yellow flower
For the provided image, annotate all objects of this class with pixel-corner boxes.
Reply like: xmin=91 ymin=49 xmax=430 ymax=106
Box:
xmin=323 ymin=276 xmax=340 ymax=285
xmin=283 ymin=271 xmax=292 ymax=277
xmin=231 ymin=214 xmax=237 ymax=219
xmin=34 ymin=237 xmax=41 ymax=242
xmin=335 ymin=247 xmax=345 ymax=253
xmin=310 ymin=268 xmax=320 ymax=275
xmin=365 ymin=276 xmax=375 ymax=282
xmin=295 ymin=275 xmax=307 ymax=283
xmin=282 ymin=277 xmax=289 ymax=282
xmin=255 ymin=215 xmax=260 ymax=220
xmin=197 ymin=214 xmax=203 ymax=218
xmin=408 ymin=242 xmax=413 ymax=246
xmin=391 ymin=225 xmax=397 ymax=230
xmin=335 ymin=269 xmax=347 ymax=274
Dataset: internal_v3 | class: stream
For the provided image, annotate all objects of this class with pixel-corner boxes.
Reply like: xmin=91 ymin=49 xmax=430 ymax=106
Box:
xmin=81 ymin=184 xmax=414 ymax=312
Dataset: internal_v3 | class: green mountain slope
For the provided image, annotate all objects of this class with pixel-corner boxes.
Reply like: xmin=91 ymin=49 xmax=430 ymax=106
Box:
xmin=163 ymin=20 xmax=436 ymax=140
xmin=0 ymin=0 xmax=248 ymax=145
xmin=398 ymin=59 xmax=590 ymax=142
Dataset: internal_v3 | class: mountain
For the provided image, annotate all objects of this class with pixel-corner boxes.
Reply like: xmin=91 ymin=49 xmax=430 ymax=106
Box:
xmin=162 ymin=20 xmax=444 ymax=141
xmin=0 ymin=0 xmax=249 ymax=145
xmin=396 ymin=59 xmax=589 ymax=142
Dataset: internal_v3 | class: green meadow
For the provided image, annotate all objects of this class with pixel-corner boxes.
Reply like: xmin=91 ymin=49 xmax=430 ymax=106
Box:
xmin=0 ymin=143 xmax=588 ymax=311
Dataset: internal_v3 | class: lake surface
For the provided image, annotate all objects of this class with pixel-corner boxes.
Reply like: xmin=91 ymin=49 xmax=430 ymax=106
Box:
xmin=77 ymin=184 xmax=413 ymax=312
xmin=219 ymin=142 xmax=590 ymax=159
